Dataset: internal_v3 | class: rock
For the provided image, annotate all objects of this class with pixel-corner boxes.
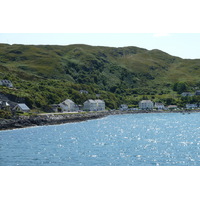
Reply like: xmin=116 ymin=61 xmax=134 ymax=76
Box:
xmin=0 ymin=111 xmax=109 ymax=130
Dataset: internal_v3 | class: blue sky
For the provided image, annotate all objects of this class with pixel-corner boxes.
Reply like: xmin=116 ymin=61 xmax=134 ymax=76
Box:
xmin=0 ymin=33 xmax=200 ymax=59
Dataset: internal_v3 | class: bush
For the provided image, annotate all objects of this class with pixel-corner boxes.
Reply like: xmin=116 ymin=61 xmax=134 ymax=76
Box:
xmin=0 ymin=110 xmax=12 ymax=119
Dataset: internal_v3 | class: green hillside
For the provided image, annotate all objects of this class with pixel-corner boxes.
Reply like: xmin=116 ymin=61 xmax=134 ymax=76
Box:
xmin=1 ymin=43 xmax=200 ymax=111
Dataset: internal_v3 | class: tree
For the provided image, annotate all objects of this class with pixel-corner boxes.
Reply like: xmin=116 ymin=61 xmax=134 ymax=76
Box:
xmin=173 ymin=82 xmax=187 ymax=94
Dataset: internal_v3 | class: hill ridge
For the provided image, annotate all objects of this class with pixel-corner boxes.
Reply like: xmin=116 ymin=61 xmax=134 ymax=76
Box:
xmin=1 ymin=43 xmax=200 ymax=111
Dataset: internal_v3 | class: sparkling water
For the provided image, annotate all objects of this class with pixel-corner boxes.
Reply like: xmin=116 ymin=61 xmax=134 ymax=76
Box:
xmin=1 ymin=113 xmax=200 ymax=166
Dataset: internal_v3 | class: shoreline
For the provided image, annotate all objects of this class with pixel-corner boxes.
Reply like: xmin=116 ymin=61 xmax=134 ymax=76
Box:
xmin=0 ymin=109 xmax=199 ymax=131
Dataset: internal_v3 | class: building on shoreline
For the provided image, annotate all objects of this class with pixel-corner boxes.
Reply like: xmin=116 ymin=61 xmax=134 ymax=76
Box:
xmin=186 ymin=104 xmax=198 ymax=109
xmin=13 ymin=103 xmax=30 ymax=113
xmin=167 ymin=105 xmax=178 ymax=110
xmin=59 ymin=99 xmax=77 ymax=112
xmin=119 ymin=104 xmax=128 ymax=111
xmin=83 ymin=99 xmax=105 ymax=111
xmin=139 ymin=100 xmax=154 ymax=110
xmin=154 ymin=102 xmax=165 ymax=110
xmin=95 ymin=99 xmax=105 ymax=111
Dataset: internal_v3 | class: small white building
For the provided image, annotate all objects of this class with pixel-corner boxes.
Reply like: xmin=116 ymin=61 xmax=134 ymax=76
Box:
xmin=83 ymin=99 xmax=105 ymax=111
xmin=139 ymin=100 xmax=154 ymax=110
xmin=154 ymin=102 xmax=165 ymax=110
xmin=119 ymin=104 xmax=128 ymax=111
xmin=59 ymin=99 xmax=76 ymax=112
xmin=186 ymin=104 xmax=198 ymax=109
xmin=96 ymin=100 xmax=105 ymax=111
xmin=167 ymin=105 xmax=178 ymax=110
xmin=13 ymin=103 xmax=30 ymax=112
xmin=83 ymin=99 xmax=97 ymax=111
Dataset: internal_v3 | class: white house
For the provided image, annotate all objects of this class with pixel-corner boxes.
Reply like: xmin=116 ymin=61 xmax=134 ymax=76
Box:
xmin=186 ymin=104 xmax=198 ymax=109
xmin=139 ymin=100 xmax=154 ymax=110
xmin=0 ymin=80 xmax=13 ymax=88
xmin=96 ymin=100 xmax=105 ymax=111
xmin=13 ymin=103 xmax=30 ymax=112
xmin=167 ymin=105 xmax=178 ymax=110
xmin=119 ymin=104 xmax=128 ymax=111
xmin=83 ymin=99 xmax=97 ymax=111
xmin=59 ymin=99 xmax=76 ymax=112
xmin=83 ymin=99 xmax=105 ymax=111
xmin=154 ymin=102 xmax=165 ymax=110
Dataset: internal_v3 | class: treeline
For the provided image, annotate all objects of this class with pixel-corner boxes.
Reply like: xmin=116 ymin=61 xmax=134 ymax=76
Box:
xmin=2 ymin=71 xmax=200 ymax=113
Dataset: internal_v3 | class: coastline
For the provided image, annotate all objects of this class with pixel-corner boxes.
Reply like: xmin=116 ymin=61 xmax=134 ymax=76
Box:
xmin=0 ymin=112 xmax=109 ymax=131
xmin=0 ymin=109 xmax=199 ymax=131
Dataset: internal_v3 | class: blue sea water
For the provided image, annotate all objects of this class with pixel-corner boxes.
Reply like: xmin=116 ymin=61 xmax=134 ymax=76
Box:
xmin=1 ymin=113 xmax=200 ymax=166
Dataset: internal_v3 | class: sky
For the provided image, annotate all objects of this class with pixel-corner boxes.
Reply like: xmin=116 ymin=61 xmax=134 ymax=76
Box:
xmin=0 ymin=33 xmax=200 ymax=59
xmin=1 ymin=1 xmax=200 ymax=60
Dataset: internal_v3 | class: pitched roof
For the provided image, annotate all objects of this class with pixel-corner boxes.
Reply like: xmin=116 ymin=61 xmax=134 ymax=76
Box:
xmin=63 ymin=99 xmax=74 ymax=104
xmin=155 ymin=102 xmax=164 ymax=106
xmin=168 ymin=105 xmax=177 ymax=108
xmin=85 ymin=99 xmax=96 ymax=103
xmin=17 ymin=103 xmax=30 ymax=111
xmin=95 ymin=100 xmax=104 ymax=103
xmin=140 ymin=100 xmax=153 ymax=103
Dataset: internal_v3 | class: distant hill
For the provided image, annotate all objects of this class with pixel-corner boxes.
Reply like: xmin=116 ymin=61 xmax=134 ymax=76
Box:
xmin=1 ymin=43 xmax=200 ymax=110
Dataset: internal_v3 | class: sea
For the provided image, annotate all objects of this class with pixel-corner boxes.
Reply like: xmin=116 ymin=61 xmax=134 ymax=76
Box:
xmin=1 ymin=112 xmax=200 ymax=166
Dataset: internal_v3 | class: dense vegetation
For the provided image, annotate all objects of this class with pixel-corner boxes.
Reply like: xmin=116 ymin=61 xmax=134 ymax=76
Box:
xmin=1 ymin=43 xmax=200 ymax=112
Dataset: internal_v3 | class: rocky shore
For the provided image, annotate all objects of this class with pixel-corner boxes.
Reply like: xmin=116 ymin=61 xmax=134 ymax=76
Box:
xmin=0 ymin=112 xmax=111 ymax=130
xmin=0 ymin=109 xmax=199 ymax=131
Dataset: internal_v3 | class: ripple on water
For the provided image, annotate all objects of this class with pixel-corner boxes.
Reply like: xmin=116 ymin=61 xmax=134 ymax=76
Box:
xmin=1 ymin=113 xmax=200 ymax=166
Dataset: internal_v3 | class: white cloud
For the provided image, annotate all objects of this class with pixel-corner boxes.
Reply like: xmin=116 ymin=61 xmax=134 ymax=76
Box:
xmin=153 ymin=33 xmax=171 ymax=37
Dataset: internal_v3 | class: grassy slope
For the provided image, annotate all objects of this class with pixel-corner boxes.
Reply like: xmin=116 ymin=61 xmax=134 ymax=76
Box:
xmin=1 ymin=43 xmax=200 ymax=85
xmin=1 ymin=43 xmax=200 ymax=110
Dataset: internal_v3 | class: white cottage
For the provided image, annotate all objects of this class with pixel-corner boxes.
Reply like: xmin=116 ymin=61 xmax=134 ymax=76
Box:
xmin=13 ymin=103 xmax=30 ymax=112
xmin=83 ymin=99 xmax=97 ymax=111
xmin=154 ymin=102 xmax=165 ymax=110
xmin=96 ymin=100 xmax=105 ymax=111
xmin=186 ymin=104 xmax=198 ymax=109
xmin=139 ymin=100 xmax=154 ymax=110
xmin=119 ymin=104 xmax=128 ymax=111
xmin=59 ymin=99 xmax=76 ymax=112
xmin=167 ymin=105 xmax=178 ymax=110
xmin=83 ymin=99 xmax=105 ymax=111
